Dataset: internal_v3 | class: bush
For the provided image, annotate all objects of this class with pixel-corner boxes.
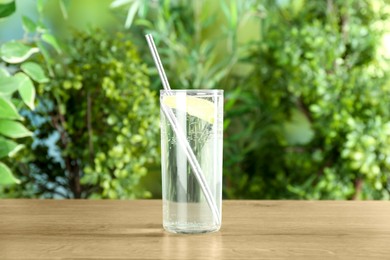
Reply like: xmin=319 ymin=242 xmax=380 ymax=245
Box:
xmin=0 ymin=2 xmax=54 ymax=191
xmin=2 ymin=0 xmax=389 ymax=200
xmin=225 ymin=0 xmax=390 ymax=199
xmin=7 ymin=29 xmax=160 ymax=198
xmin=115 ymin=0 xmax=390 ymax=199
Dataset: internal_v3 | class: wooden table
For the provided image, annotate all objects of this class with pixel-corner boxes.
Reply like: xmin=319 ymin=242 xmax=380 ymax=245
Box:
xmin=0 ymin=200 xmax=389 ymax=259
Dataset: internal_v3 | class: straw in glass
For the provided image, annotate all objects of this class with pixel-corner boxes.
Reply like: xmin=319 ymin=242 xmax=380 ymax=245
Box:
xmin=145 ymin=34 xmax=221 ymax=225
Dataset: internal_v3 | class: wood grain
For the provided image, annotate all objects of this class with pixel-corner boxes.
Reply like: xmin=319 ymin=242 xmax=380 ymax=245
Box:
xmin=0 ymin=200 xmax=389 ymax=259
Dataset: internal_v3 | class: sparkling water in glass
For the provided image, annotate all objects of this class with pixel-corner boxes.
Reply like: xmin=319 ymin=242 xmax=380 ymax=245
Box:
xmin=160 ymin=89 xmax=223 ymax=234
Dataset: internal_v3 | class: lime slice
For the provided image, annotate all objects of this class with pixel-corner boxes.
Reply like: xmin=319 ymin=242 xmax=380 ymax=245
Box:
xmin=162 ymin=95 xmax=215 ymax=124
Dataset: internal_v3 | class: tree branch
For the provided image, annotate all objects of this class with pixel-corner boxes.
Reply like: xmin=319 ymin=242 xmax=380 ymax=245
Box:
xmin=51 ymin=100 xmax=82 ymax=199
xmin=352 ymin=178 xmax=363 ymax=200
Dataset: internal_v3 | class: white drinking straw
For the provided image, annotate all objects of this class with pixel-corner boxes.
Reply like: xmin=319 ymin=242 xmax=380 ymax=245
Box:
xmin=145 ymin=34 xmax=221 ymax=225
xmin=145 ymin=35 xmax=171 ymax=91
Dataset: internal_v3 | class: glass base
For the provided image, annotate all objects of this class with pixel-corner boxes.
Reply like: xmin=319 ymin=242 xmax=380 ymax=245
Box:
xmin=163 ymin=223 xmax=221 ymax=234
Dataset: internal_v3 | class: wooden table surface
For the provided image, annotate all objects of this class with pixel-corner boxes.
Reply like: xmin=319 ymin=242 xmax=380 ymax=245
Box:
xmin=0 ymin=200 xmax=389 ymax=259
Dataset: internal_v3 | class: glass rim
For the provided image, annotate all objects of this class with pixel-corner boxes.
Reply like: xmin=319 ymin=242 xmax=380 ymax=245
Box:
xmin=160 ymin=89 xmax=223 ymax=94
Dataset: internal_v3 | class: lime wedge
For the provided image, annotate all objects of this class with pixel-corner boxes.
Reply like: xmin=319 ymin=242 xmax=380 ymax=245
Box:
xmin=162 ymin=95 xmax=215 ymax=124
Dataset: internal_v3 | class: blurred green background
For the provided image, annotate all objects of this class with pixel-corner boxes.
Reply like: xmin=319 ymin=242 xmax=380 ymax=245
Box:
xmin=1 ymin=0 xmax=389 ymax=199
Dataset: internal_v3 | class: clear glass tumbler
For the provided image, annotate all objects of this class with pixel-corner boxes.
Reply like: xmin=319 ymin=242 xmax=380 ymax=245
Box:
xmin=160 ymin=89 xmax=223 ymax=234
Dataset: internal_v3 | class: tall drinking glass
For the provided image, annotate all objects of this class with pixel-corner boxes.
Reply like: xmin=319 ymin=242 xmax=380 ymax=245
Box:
xmin=160 ymin=89 xmax=223 ymax=234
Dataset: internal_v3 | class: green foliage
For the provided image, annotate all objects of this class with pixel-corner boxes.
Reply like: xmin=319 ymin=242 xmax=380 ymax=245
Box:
xmin=2 ymin=0 xmax=390 ymax=200
xmin=226 ymin=0 xmax=390 ymax=199
xmin=21 ymin=62 xmax=50 ymax=83
xmin=0 ymin=162 xmax=20 ymax=185
xmin=116 ymin=0 xmax=253 ymax=91
xmin=115 ymin=0 xmax=389 ymax=199
xmin=0 ymin=65 xmax=35 ymax=185
xmin=0 ymin=42 xmax=39 ymax=64
xmin=110 ymin=0 xmax=146 ymax=28
xmin=0 ymin=2 xmax=60 ymax=190
xmin=0 ymin=0 xmax=15 ymax=18
xmin=0 ymin=41 xmax=40 ymax=186
xmin=11 ymin=29 xmax=160 ymax=199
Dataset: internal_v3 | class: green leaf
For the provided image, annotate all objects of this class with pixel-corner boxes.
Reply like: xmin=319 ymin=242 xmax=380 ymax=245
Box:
xmin=59 ymin=0 xmax=70 ymax=19
xmin=36 ymin=20 xmax=48 ymax=33
xmin=0 ymin=162 xmax=20 ymax=185
xmin=0 ymin=41 xmax=39 ymax=64
xmin=21 ymin=62 xmax=49 ymax=83
xmin=15 ymin=72 xmax=35 ymax=110
xmin=134 ymin=18 xmax=153 ymax=28
xmin=110 ymin=0 xmax=133 ymax=8
xmin=0 ymin=119 xmax=33 ymax=138
xmin=8 ymin=144 xmax=24 ymax=157
xmin=36 ymin=41 xmax=53 ymax=75
xmin=0 ymin=96 xmax=23 ymax=120
xmin=229 ymin=0 xmax=237 ymax=29
xmin=0 ymin=136 xmax=24 ymax=158
xmin=0 ymin=75 xmax=20 ymax=95
xmin=41 ymin=33 xmax=62 ymax=54
xmin=36 ymin=0 xmax=46 ymax=14
xmin=0 ymin=0 xmax=15 ymax=18
xmin=22 ymin=16 xmax=37 ymax=33
xmin=138 ymin=1 xmax=148 ymax=18
xmin=124 ymin=0 xmax=140 ymax=29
